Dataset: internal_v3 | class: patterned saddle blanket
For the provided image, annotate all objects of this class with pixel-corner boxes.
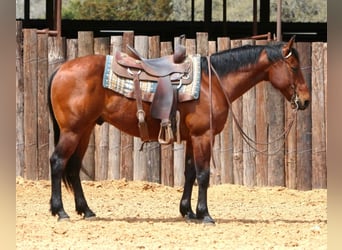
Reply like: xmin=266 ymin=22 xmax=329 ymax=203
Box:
xmin=102 ymin=54 xmax=202 ymax=102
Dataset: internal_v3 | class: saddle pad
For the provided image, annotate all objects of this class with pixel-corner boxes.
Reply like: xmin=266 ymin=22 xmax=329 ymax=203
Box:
xmin=102 ymin=54 xmax=201 ymax=102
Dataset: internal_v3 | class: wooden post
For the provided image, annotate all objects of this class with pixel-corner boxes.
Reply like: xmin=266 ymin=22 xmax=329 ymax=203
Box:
xmin=242 ymin=39 xmax=256 ymax=187
xmin=196 ymin=32 xmax=208 ymax=56
xmin=107 ymin=36 xmax=122 ymax=180
xmin=295 ymin=42 xmax=312 ymax=190
xmin=133 ymin=35 xmax=149 ymax=181
xmin=147 ymin=35 xmax=161 ymax=183
xmin=311 ymin=42 xmax=327 ymax=189
xmin=208 ymin=40 xmax=221 ymax=186
xmin=66 ymin=39 xmax=78 ymax=60
xmin=23 ymin=29 xmax=38 ymax=179
xmin=160 ymin=41 xmax=174 ymax=186
xmin=48 ymin=35 xmax=65 ymax=179
xmin=231 ymin=39 xmax=243 ymax=185
xmin=267 ymin=75 xmax=285 ymax=186
xmin=77 ymin=31 xmax=95 ymax=180
xmin=94 ymin=37 xmax=110 ymax=180
xmin=217 ymin=37 xmax=233 ymax=184
xmin=16 ymin=21 xmax=24 ymax=177
xmin=37 ymin=33 xmax=50 ymax=179
xmin=120 ymin=31 xmax=134 ymax=181
xmin=255 ymin=39 xmax=268 ymax=186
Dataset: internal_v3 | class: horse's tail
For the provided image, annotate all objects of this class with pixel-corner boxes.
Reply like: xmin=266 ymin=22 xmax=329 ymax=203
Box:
xmin=47 ymin=68 xmax=60 ymax=147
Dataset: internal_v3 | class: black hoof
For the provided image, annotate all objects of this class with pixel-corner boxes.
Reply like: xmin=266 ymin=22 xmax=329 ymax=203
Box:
xmin=57 ymin=212 xmax=70 ymax=222
xmin=202 ymin=215 xmax=215 ymax=225
xmin=83 ymin=210 xmax=96 ymax=220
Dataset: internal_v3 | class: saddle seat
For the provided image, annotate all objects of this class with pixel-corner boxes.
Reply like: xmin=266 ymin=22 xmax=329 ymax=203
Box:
xmin=113 ymin=43 xmax=192 ymax=145
xmin=127 ymin=44 xmax=187 ymax=76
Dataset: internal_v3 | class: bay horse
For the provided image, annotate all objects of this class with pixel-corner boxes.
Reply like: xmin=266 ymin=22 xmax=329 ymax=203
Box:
xmin=48 ymin=36 xmax=310 ymax=223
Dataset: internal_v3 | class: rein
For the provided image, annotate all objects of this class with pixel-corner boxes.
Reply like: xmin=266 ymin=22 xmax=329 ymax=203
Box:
xmin=207 ymin=56 xmax=298 ymax=157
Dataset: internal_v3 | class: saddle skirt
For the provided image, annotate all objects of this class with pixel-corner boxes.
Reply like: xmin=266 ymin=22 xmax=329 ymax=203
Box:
xmin=102 ymin=54 xmax=201 ymax=103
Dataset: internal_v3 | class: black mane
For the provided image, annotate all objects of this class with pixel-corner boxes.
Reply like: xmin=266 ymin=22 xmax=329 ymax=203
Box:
xmin=201 ymin=42 xmax=299 ymax=76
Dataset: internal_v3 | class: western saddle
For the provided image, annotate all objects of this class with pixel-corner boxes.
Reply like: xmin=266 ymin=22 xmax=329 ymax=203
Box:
xmin=112 ymin=36 xmax=192 ymax=145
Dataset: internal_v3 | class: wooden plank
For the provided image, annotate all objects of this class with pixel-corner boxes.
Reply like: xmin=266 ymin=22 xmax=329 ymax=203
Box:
xmin=242 ymin=39 xmax=256 ymax=187
xmin=66 ymin=39 xmax=78 ymax=60
xmin=147 ymin=35 xmax=161 ymax=183
xmin=107 ymin=36 xmax=122 ymax=180
xmin=159 ymin=41 xmax=174 ymax=186
xmin=295 ymin=42 xmax=312 ymax=190
xmin=94 ymin=37 xmax=110 ymax=181
xmin=16 ymin=21 xmax=24 ymax=177
xmin=37 ymin=33 xmax=50 ymax=180
xmin=196 ymin=32 xmax=208 ymax=56
xmin=208 ymin=40 xmax=221 ymax=185
xmin=311 ymin=42 xmax=327 ymax=189
xmin=133 ymin=35 xmax=149 ymax=182
xmin=217 ymin=37 xmax=233 ymax=184
xmin=23 ymin=29 xmax=38 ymax=179
xmin=120 ymin=31 xmax=134 ymax=181
xmin=48 ymin=36 xmax=66 ymax=179
xmin=255 ymin=39 xmax=268 ymax=187
xmin=266 ymin=75 xmax=285 ymax=187
xmin=77 ymin=31 xmax=95 ymax=180
xmin=230 ymin=39 xmax=243 ymax=185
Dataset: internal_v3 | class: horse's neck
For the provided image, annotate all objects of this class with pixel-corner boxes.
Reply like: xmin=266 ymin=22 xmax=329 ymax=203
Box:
xmin=223 ymin=63 xmax=270 ymax=102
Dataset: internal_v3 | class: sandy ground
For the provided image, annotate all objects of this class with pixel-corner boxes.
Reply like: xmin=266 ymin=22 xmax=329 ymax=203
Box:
xmin=16 ymin=177 xmax=327 ymax=249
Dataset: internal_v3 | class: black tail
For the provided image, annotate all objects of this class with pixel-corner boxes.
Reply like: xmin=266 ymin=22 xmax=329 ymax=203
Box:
xmin=47 ymin=68 xmax=60 ymax=147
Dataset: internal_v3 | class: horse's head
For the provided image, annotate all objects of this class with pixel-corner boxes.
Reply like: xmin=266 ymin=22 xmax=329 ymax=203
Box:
xmin=268 ymin=36 xmax=310 ymax=110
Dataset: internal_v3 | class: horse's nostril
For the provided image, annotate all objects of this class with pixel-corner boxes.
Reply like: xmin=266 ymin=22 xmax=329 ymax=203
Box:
xmin=304 ymin=100 xmax=310 ymax=107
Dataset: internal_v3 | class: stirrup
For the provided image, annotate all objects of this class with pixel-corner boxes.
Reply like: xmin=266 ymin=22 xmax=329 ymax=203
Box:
xmin=158 ymin=120 xmax=174 ymax=145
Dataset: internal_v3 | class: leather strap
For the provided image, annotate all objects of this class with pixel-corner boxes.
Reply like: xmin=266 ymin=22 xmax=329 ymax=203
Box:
xmin=132 ymin=71 xmax=150 ymax=141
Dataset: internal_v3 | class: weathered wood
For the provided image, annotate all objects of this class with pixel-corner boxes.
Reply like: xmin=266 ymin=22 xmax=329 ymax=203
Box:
xmin=120 ymin=31 xmax=134 ymax=181
xmin=242 ymin=39 xmax=256 ymax=187
xmin=16 ymin=21 xmax=24 ymax=177
xmin=267 ymin=74 xmax=285 ymax=187
xmin=231 ymin=39 xmax=243 ymax=185
xmin=77 ymin=31 xmax=95 ymax=180
xmin=145 ymin=35 xmax=161 ymax=183
xmin=295 ymin=42 xmax=312 ymax=190
xmin=217 ymin=37 xmax=233 ymax=184
xmin=311 ymin=42 xmax=327 ymax=189
xmin=208 ymin=40 xmax=221 ymax=185
xmin=107 ymin=36 xmax=122 ymax=180
xmin=160 ymin=41 xmax=174 ymax=186
xmin=23 ymin=29 xmax=38 ymax=179
xmin=255 ymin=40 xmax=269 ymax=186
xmin=133 ymin=35 xmax=150 ymax=181
xmin=37 ymin=33 xmax=50 ymax=180
xmin=66 ymin=39 xmax=78 ymax=60
xmin=196 ymin=32 xmax=208 ymax=56
xmin=48 ymin=35 xmax=66 ymax=179
xmin=94 ymin=37 xmax=110 ymax=180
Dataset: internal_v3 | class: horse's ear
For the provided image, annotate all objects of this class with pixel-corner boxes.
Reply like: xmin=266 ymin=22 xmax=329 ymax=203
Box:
xmin=282 ymin=35 xmax=296 ymax=57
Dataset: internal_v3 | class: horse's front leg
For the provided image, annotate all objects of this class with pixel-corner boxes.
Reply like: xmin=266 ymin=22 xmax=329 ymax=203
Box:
xmin=192 ymin=135 xmax=215 ymax=224
xmin=179 ymin=139 xmax=197 ymax=220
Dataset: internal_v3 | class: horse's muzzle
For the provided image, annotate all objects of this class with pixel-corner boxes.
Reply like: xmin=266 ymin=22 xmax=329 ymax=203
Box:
xmin=291 ymin=96 xmax=310 ymax=110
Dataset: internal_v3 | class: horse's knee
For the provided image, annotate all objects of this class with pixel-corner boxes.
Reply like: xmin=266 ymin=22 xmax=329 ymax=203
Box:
xmin=196 ymin=168 xmax=210 ymax=187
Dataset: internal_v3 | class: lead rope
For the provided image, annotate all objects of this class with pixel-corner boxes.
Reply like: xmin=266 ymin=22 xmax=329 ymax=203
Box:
xmin=208 ymin=61 xmax=298 ymax=156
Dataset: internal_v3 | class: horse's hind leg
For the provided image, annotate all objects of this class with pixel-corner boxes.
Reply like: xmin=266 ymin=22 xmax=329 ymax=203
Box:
xmin=67 ymin=127 xmax=96 ymax=219
xmin=50 ymin=132 xmax=79 ymax=220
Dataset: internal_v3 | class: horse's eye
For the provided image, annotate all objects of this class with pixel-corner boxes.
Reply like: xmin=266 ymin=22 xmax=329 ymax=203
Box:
xmin=291 ymin=66 xmax=299 ymax=73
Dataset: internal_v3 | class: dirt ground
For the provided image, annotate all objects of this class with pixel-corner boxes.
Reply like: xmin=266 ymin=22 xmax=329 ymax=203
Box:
xmin=16 ymin=177 xmax=327 ymax=249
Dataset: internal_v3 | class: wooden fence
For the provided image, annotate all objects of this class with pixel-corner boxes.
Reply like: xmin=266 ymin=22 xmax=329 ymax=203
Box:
xmin=16 ymin=23 xmax=327 ymax=190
